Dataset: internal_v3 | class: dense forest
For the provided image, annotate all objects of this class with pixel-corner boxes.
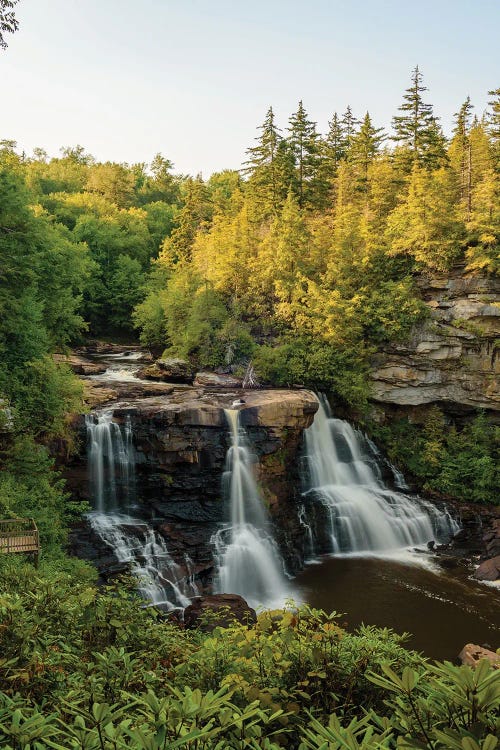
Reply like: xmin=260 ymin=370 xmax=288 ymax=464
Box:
xmin=1 ymin=67 xmax=499 ymax=531
xmin=1 ymin=65 xmax=499 ymax=749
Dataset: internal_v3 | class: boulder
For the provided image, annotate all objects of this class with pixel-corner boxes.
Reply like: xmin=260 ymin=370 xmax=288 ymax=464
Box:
xmin=194 ymin=371 xmax=243 ymax=388
xmin=458 ymin=643 xmax=500 ymax=669
xmin=474 ymin=555 xmax=500 ymax=582
xmin=138 ymin=358 xmax=195 ymax=383
xmin=183 ymin=594 xmax=257 ymax=631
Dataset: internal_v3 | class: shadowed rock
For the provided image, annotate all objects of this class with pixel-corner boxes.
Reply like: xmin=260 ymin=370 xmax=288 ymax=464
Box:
xmin=183 ymin=594 xmax=257 ymax=631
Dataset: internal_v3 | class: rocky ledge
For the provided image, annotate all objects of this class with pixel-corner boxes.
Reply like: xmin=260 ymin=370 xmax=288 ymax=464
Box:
xmin=66 ymin=388 xmax=318 ymax=581
xmin=370 ymin=268 xmax=499 ymax=412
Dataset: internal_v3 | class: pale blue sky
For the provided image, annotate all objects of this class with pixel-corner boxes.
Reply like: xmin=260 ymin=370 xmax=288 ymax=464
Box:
xmin=1 ymin=0 xmax=498 ymax=176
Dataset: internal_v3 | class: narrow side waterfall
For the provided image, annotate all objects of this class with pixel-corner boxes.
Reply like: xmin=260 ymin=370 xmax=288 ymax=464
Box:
xmin=213 ymin=409 xmax=290 ymax=608
xmin=85 ymin=411 xmax=135 ymax=512
xmin=86 ymin=410 xmax=197 ymax=609
xmin=303 ymin=395 xmax=459 ymax=555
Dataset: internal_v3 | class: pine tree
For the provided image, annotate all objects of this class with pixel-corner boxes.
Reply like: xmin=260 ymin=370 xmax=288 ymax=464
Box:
xmin=386 ymin=165 xmax=464 ymax=270
xmin=449 ymin=97 xmax=474 ymax=219
xmin=487 ymin=88 xmax=500 ymax=171
xmin=341 ymin=106 xmax=360 ymax=153
xmin=487 ymin=88 xmax=500 ymax=141
xmin=349 ymin=112 xmax=385 ymax=184
xmin=158 ymin=177 xmax=208 ymax=268
xmin=322 ymin=112 xmax=345 ymax=180
xmin=392 ymin=66 xmax=445 ymax=168
xmin=244 ymin=106 xmax=286 ymax=215
xmin=287 ymin=101 xmax=325 ymax=208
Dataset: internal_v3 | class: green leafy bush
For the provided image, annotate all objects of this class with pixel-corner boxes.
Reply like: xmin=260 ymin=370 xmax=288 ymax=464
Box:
xmin=370 ymin=408 xmax=500 ymax=504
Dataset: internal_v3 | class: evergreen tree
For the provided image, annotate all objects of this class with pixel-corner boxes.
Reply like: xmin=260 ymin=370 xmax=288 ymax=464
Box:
xmin=158 ymin=177 xmax=208 ymax=268
xmin=341 ymin=106 xmax=360 ymax=153
xmin=392 ymin=66 xmax=446 ymax=168
xmin=449 ymin=97 xmax=474 ymax=219
xmin=487 ymin=88 xmax=500 ymax=171
xmin=349 ymin=112 xmax=385 ymax=184
xmin=487 ymin=88 xmax=500 ymax=141
xmin=287 ymin=101 xmax=325 ymax=208
xmin=244 ymin=106 xmax=286 ymax=215
xmin=321 ymin=112 xmax=345 ymax=186
xmin=386 ymin=165 xmax=464 ymax=270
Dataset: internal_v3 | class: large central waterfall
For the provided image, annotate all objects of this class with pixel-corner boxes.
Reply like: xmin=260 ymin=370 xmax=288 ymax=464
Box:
xmin=86 ymin=410 xmax=197 ymax=609
xmin=213 ymin=409 xmax=290 ymax=608
xmin=302 ymin=395 xmax=458 ymax=555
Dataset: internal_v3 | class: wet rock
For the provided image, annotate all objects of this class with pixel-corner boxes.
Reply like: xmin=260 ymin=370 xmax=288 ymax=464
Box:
xmin=458 ymin=643 xmax=500 ymax=669
xmin=474 ymin=556 xmax=500 ymax=582
xmin=65 ymin=387 xmax=319 ymax=579
xmin=53 ymin=353 xmax=107 ymax=376
xmin=183 ymin=594 xmax=257 ymax=631
xmin=194 ymin=371 xmax=243 ymax=388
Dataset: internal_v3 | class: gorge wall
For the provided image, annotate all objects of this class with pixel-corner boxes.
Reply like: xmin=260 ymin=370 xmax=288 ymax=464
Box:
xmin=370 ymin=267 xmax=499 ymax=419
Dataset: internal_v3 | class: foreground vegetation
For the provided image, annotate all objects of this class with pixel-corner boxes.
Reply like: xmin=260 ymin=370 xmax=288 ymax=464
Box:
xmin=0 ymin=559 xmax=498 ymax=750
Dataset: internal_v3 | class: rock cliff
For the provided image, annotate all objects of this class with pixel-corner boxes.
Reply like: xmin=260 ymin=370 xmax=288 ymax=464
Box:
xmin=66 ymin=387 xmax=318 ymax=582
xmin=370 ymin=268 xmax=499 ymax=414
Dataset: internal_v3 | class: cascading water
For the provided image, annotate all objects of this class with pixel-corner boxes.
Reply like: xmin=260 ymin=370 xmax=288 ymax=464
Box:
xmin=213 ymin=409 xmax=291 ymax=608
xmin=85 ymin=410 xmax=135 ymax=512
xmin=302 ymin=395 xmax=459 ymax=555
xmin=86 ymin=410 xmax=197 ymax=609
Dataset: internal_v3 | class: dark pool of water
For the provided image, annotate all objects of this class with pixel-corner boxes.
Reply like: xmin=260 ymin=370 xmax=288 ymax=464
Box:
xmin=294 ymin=553 xmax=500 ymax=661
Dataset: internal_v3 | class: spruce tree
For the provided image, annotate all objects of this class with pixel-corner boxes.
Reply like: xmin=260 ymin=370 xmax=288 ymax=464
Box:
xmin=158 ymin=177 xmax=208 ymax=267
xmin=450 ymin=97 xmax=474 ymax=218
xmin=287 ymin=101 xmax=325 ymax=208
xmin=487 ymin=88 xmax=500 ymax=171
xmin=341 ymin=106 xmax=360 ymax=153
xmin=487 ymin=88 xmax=500 ymax=141
xmin=322 ymin=112 xmax=345 ymax=179
xmin=349 ymin=112 xmax=385 ymax=183
xmin=392 ymin=66 xmax=445 ymax=168
xmin=244 ymin=106 xmax=285 ymax=215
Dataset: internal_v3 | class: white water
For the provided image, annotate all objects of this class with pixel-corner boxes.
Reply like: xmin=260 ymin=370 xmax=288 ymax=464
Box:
xmin=303 ymin=395 xmax=459 ymax=556
xmin=86 ymin=410 xmax=197 ymax=609
xmin=85 ymin=411 xmax=135 ymax=512
xmin=213 ymin=409 xmax=291 ymax=608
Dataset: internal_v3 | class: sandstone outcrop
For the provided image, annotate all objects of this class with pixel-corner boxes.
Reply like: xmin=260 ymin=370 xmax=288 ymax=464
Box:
xmin=194 ymin=371 xmax=243 ymax=388
xmin=53 ymin=353 xmax=107 ymax=376
xmin=458 ymin=643 xmax=500 ymax=669
xmin=370 ymin=269 xmax=499 ymax=412
xmin=138 ymin=357 xmax=195 ymax=383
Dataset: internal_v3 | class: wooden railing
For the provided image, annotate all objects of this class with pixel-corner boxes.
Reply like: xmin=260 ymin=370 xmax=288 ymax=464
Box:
xmin=0 ymin=518 xmax=40 ymax=566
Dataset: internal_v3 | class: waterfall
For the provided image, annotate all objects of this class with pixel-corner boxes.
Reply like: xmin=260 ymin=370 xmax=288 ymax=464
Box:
xmin=85 ymin=411 xmax=135 ymax=512
xmin=88 ymin=513 xmax=197 ymax=609
xmin=213 ymin=409 xmax=290 ymax=608
xmin=303 ymin=395 xmax=459 ymax=555
xmin=86 ymin=410 xmax=197 ymax=609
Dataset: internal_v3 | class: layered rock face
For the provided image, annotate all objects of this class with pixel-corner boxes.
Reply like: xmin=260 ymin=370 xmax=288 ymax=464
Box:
xmin=370 ymin=269 xmax=499 ymax=413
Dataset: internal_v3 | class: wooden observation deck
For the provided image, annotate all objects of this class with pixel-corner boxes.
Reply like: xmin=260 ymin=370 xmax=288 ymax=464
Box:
xmin=0 ymin=518 xmax=40 ymax=566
